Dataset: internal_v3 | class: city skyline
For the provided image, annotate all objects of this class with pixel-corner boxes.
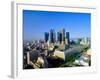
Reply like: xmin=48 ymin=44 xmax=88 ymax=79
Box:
xmin=23 ymin=10 xmax=91 ymax=41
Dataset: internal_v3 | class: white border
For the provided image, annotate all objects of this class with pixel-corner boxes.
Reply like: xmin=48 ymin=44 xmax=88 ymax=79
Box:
xmin=11 ymin=1 xmax=97 ymax=78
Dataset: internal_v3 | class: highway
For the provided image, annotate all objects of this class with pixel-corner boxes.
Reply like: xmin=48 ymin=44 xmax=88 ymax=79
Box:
xmin=64 ymin=45 xmax=89 ymax=61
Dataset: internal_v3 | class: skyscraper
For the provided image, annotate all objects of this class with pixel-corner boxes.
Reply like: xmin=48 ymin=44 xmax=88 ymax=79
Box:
xmin=65 ymin=32 xmax=70 ymax=45
xmin=57 ymin=31 xmax=62 ymax=44
xmin=61 ymin=28 xmax=65 ymax=44
xmin=44 ymin=32 xmax=49 ymax=43
xmin=50 ymin=29 xmax=56 ymax=43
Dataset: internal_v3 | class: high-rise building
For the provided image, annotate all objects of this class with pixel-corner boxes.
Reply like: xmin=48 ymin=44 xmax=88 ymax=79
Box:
xmin=50 ymin=29 xmax=56 ymax=43
xmin=61 ymin=28 xmax=65 ymax=44
xmin=65 ymin=32 xmax=70 ymax=45
xmin=57 ymin=31 xmax=62 ymax=44
xmin=44 ymin=32 xmax=49 ymax=43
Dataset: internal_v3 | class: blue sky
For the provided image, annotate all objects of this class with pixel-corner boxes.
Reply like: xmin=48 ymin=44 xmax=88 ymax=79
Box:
xmin=23 ymin=10 xmax=91 ymax=41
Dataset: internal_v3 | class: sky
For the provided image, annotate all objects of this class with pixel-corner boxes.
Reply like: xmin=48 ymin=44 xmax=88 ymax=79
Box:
xmin=23 ymin=10 xmax=91 ymax=41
